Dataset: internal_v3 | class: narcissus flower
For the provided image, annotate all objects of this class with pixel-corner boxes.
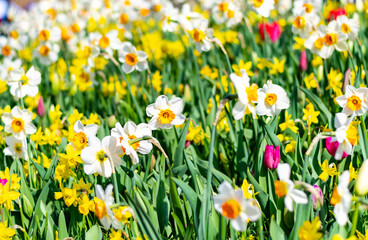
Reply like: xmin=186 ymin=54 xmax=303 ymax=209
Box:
xmin=2 ymin=106 xmax=36 ymax=140
xmin=336 ymin=15 xmax=359 ymax=41
xmin=7 ymin=66 xmax=41 ymax=98
xmin=4 ymin=136 xmax=28 ymax=159
xmin=275 ymin=163 xmax=308 ymax=212
xmin=230 ymin=69 xmax=258 ymax=119
xmin=146 ymin=95 xmax=186 ymax=130
xmin=249 ymin=0 xmax=275 ymax=17
xmin=70 ymin=120 xmax=99 ymax=151
xmin=0 ymin=221 xmax=16 ymax=240
xmin=256 ymin=80 xmax=290 ymax=116
xmin=191 ymin=19 xmax=212 ymax=53
xmin=81 ymin=136 xmax=122 ymax=178
xmin=298 ymin=217 xmax=323 ymax=240
xmin=94 ymin=184 xmax=121 ymax=229
xmin=119 ymin=42 xmax=148 ymax=74
xmin=213 ymin=181 xmax=261 ymax=232
xmin=327 ymin=113 xmax=353 ymax=160
xmin=331 ymin=171 xmax=351 ymax=226
xmin=111 ymin=121 xmax=152 ymax=164
xmin=336 ymin=85 xmax=368 ymax=116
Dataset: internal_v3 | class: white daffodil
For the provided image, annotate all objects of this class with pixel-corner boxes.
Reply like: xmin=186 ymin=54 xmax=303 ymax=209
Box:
xmin=230 ymin=69 xmax=258 ymax=119
xmin=255 ymin=80 xmax=289 ymax=116
xmin=118 ymin=42 xmax=148 ymax=74
xmin=81 ymin=136 xmax=122 ymax=178
xmin=161 ymin=4 xmax=179 ymax=32
xmin=336 ymin=15 xmax=359 ymax=41
xmin=212 ymin=1 xmax=242 ymax=27
xmin=191 ymin=19 xmax=212 ymax=53
xmin=331 ymin=171 xmax=351 ymax=226
xmin=274 ymin=0 xmax=292 ymax=15
xmin=336 ymin=85 xmax=368 ymax=116
xmin=70 ymin=120 xmax=99 ymax=151
xmin=4 ymin=136 xmax=28 ymax=160
xmin=331 ymin=113 xmax=353 ymax=160
xmin=275 ymin=163 xmax=308 ymax=212
xmin=292 ymin=0 xmax=322 ymax=16
xmin=94 ymin=184 xmax=121 ymax=229
xmin=178 ymin=3 xmax=202 ymax=31
xmin=33 ymin=42 xmax=60 ymax=65
xmin=304 ymin=30 xmax=332 ymax=59
xmin=96 ymin=30 xmax=122 ymax=56
xmin=317 ymin=20 xmax=348 ymax=59
xmin=146 ymin=95 xmax=186 ymax=130
xmin=37 ymin=27 xmax=61 ymax=43
xmin=111 ymin=121 xmax=153 ymax=165
xmin=2 ymin=106 xmax=36 ymax=140
xmin=7 ymin=66 xmax=41 ymax=98
xmin=0 ymin=58 xmax=21 ymax=80
xmin=213 ymin=181 xmax=261 ymax=232
xmin=249 ymin=0 xmax=275 ymax=18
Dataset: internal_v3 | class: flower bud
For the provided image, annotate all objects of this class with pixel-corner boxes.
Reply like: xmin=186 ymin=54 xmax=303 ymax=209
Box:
xmin=299 ymin=50 xmax=307 ymax=72
xmin=107 ymin=115 xmax=117 ymax=129
xmin=317 ymin=65 xmax=324 ymax=81
xmin=37 ymin=96 xmax=45 ymax=117
xmin=355 ymin=160 xmax=368 ymax=195
xmin=184 ymin=84 xmax=191 ymax=102
xmin=0 ymin=178 xmax=8 ymax=186
xmin=325 ymin=137 xmax=348 ymax=160
xmin=312 ymin=185 xmax=323 ymax=209
xmin=264 ymin=144 xmax=280 ymax=170
xmin=258 ymin=21 xmax=282 ymax=43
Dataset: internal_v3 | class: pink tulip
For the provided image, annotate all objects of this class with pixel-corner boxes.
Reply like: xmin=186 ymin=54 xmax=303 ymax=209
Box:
xmin=299 ymin=50 xmax=307 ymax=72
xmin=264 ymin=144 xmax=280 ymax=170
xmin=325 ymin=137 xmax=349 ymax=160
xmin=37 ymin=96 xmax=45 ymax=117
xmin=312 ymin=185 xmax=324 ymax=209
xmin=0 ymin=178 xmax=8 ymax=186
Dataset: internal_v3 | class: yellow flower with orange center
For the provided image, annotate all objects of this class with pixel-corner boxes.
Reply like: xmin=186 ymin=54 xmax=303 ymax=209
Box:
xmin=347 ymin=95 xmax=362 ymax=111
xmin=99 ymin=36 xmax=110 ymax=49
xmin=125 ymin=53 xmax=138 ymax=66
xmin=293 ymin=16 xmax=306 ymax=29
xmin=119 ymin=13 xmax=129 ymax=24
xmin=38 ymin=29 xmax=50 ymax=41
xmin=39 ymin=45 xmax=50 ymax=56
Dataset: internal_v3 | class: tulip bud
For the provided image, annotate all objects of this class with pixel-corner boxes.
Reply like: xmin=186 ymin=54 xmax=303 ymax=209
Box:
xmin=325 ymin=137 xmax=349 ymax=160
xmin=355 ymin=160 xmax=368 ymax=195
xmin=299 ymin=50 xmax=307 ymax=72
xmin=37 ymin=96 xmax=45 ymax=117
xmin=0 ymin=178 xmax=8 ymax=186
xmin=184 ymin=84 xmax=191 ymax=102
xmin=258 ymin=21 xmax=282 ymax=43
xmin=264 ymin=144 xmax=280 ymax=170
xmin=107 ymin=115 xmax=117 ymax=128
xmin=312 ymin=185 xmax=324 ymax=209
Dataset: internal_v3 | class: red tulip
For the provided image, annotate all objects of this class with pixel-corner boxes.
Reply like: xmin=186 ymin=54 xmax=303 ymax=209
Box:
xmin=258 ymin=21 xmax=282 ymax=43
xmin=329 ymin=8 xmax=346 ymax=20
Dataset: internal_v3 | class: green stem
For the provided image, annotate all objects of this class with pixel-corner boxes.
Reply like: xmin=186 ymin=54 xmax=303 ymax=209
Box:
xmin=201 ymin=125 xmax=217 ymax=240
xmin=349 ymin=201 xmax=360 ymax=237
xmin=112 ymin=172 xmax=120 ymax=203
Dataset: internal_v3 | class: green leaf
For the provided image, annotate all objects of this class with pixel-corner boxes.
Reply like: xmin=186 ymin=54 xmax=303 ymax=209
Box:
xmin=270 ymin=216 xmax=287 ymax=240
xmin=173 ymin=119 xmax=191 ymax=167
xmin=85 ymin=225 xmax=102 ymax=240
xmin=58 ymin=211 xmax=68 ymax=239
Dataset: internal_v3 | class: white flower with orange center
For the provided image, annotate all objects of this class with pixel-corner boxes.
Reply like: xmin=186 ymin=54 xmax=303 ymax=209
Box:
xmin=4 ymin=136 xmax=28 ymax=160
xmin=161 ymin=4 xmax=179 ymax=32
xmin=304 ymin=30 xmax=331 ymax=59
xmin=191 ymin=19 xmax=212 ymax=53
xmin=96 ymin=30 xmax=122 ymax=55
xmin=111 ymin=121 xmax=152 ymax=164
xmin=146 ymin=95 xmax=186 ymax=130
xmin=7 ymin=66 xmax=41 ymax=98
xmin=230 ymin=69 xmax=258 ymax=119
xmin=331 ymin=171 xmax=351 ymax=226
xmin=336 ymin=85 xmax=368 ymax=116
xmin=2 ymin=106 xmax=36 ymax=140
xmin=255 ymin=80 xmax=289 ymax=116
xmin=33 ymin=42 xmax=60 ymax=65
xmin=212 ymin=1 xmax=242 ymax=27
xmin=37 ymin=27 xmax=61 ymax=43
xmin=81 ymin=136 xmax=122 ymax=178
xmin=70 ymin=120 xmax=99 ymax=151
xmin=316 ymin=20 xmax=348 ymax=59
xmin=118 ymin=42 xmax=148 ymax=74
xmin=330 ymin=113 xmax=353 ymax=160
xmin=178 ymin=3 xmax=202 ymax=31
xmin=249 ymin=0 xmax=275 ymax=17
xmin=213 ymin=181 xmax=261 ymax=232
xmin=0 ymin=58 xmax=21 ymax=80
xmin=336 ymin=15 xmax=359 ymax=41
xmin=94 ymin=184 xmax=121 ymax=229
xmin=275 ymin=163 xmax=308 ymax=212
